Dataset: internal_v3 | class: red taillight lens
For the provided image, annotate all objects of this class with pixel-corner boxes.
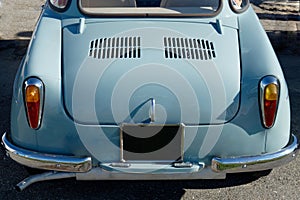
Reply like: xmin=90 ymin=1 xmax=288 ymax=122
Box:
xmin=264 ymin=84 xmax=278 ymax=128
xmin=260 ymin=77 xmax=280 ymax=129
xmin=24 ymin=78 xmax=44 ymax=129
xmin=49 ymin=0 xmax=69 ymax=9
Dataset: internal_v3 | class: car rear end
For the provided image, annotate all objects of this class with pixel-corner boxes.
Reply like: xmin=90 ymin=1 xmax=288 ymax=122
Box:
xmin=2 ymin=0 xmax=298 ymax=190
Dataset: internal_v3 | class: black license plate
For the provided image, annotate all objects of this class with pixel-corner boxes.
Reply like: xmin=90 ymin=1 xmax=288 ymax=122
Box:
xmin=120 ymin=124 xmax=184 ymax=162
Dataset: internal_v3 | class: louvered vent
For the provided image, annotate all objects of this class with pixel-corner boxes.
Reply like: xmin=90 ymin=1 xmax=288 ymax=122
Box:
xmin=89 ymin=37 xmax=141 ymax=59
xmin=164 ymin=37 xmax=216 ymax=60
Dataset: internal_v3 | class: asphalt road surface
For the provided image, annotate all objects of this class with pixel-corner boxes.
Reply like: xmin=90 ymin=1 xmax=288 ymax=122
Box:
xmin=0 ymin=1 xmax=299 ymax=199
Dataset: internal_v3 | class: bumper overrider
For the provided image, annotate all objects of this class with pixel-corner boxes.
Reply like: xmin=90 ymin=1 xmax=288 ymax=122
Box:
xmin=1 ymin=133 xmax=299 ymax=184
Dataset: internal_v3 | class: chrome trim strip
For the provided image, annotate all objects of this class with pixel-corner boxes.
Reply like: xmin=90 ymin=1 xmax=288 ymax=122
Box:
xmin=211 ymin=134 xmax=298 ymax=173
xmin=180 ymin=123 xmax=185 ymax=161
xmin=24 ymin=77 xmax=44 ymax=130
xmin=2 ymin=133 xmax=92 ymax=173
xmin=259 ymin=76 xmax=280 ymax=128
xmin=99 ymin=162 xmax=204 ymax=174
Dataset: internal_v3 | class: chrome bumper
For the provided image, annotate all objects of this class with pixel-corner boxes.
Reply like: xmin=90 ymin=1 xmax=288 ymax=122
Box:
xmin=1 ymin=133 xmax=92 ymax=173
xmin=211 ymin=134 xmax=298 ymax=173
xmin=2 ymin=132 xmax=298 ymax=175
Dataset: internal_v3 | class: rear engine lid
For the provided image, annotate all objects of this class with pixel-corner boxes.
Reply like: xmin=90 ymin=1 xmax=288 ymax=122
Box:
xmin=62 ymin=20 xmax=240 ymax=125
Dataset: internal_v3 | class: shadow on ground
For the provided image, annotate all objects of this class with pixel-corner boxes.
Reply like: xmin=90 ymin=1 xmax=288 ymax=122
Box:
xmin=267 ymin=31 xmax=300 ymax=55
xmin=0 ymin=168 xmax=269 ymax=200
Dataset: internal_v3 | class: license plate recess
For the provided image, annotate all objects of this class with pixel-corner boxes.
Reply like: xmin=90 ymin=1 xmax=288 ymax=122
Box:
xmin=120 ymin=124 xmax=184 ymax=162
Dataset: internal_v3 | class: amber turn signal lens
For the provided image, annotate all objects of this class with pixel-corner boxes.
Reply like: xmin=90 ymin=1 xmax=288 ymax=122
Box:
xmin=26 ymin=85 xmax=40 ymax=103
xmin=265 ymin=84 xmax=278 ymax=101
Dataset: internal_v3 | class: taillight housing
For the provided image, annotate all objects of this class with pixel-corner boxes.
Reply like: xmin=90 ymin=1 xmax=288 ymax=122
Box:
xmin=259 ymin=76 xmax=280 ymax=129
xmin=49 ymin=0 xmax=69 ymax=10
xmin=24 ymin=78 xmax=44 ymax=130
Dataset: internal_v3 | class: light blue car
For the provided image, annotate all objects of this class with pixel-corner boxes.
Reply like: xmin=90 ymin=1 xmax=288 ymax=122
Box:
xmin=2 ymin=0 xmax=298 ymax=191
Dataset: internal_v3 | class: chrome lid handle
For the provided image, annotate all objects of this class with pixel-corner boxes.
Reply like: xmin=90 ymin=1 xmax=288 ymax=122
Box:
xmin=149 ymin=98 xmax=156 ymax=123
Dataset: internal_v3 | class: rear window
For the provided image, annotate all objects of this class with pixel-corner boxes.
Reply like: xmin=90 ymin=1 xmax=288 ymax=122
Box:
xmin=79 ymin=0 xmax=221 ymax=16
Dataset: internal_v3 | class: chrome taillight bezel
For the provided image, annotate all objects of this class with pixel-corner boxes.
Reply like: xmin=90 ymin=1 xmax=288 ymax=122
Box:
xmin=259 ymin=76 xmax=280 ymax=129
xmin=24 ymin=77 xmax=45 ymax=130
